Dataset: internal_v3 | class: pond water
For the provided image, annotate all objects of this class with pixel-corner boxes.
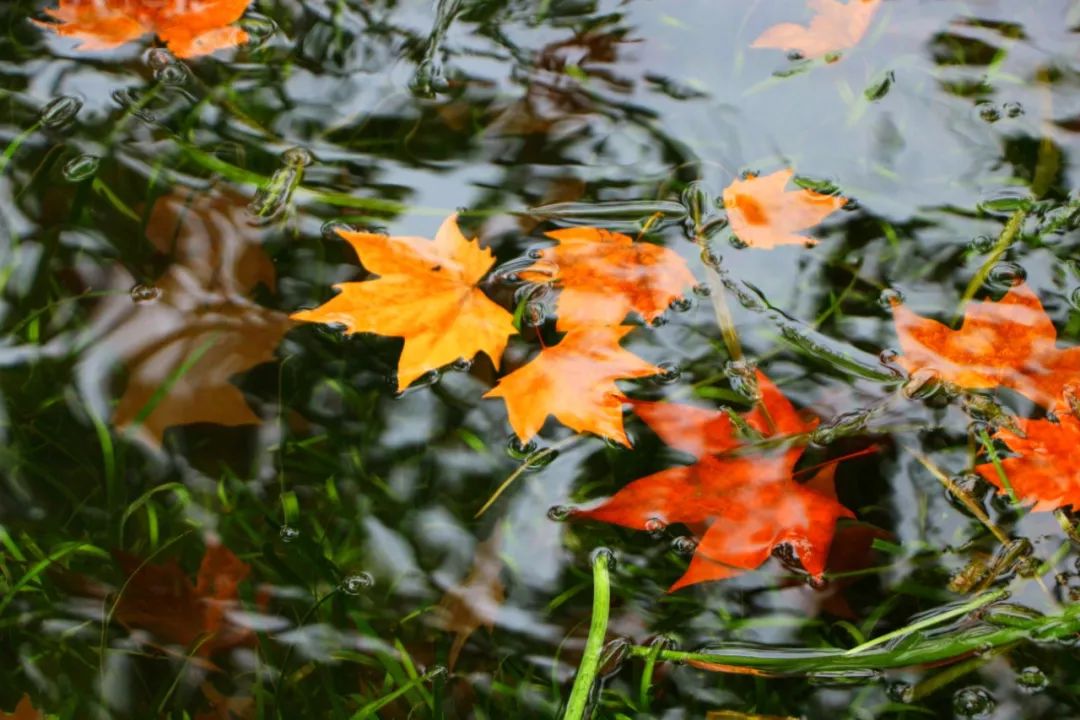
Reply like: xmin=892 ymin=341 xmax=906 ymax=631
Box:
xmin=2 ymin=0 xmax=1080 ymax=718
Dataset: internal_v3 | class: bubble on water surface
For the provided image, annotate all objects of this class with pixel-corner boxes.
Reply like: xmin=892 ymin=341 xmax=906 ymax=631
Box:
xmin=671 ymin=536 xmax=697 ymax=555
xmin=1016 ymin=666 xmax=1048 ymax=693
xmin=340 ymin=573 xmax=375 ymax=595
xmin=547 ymin=505 xmax=571 ymax=521
xmin=878 ymin=288 xmax=904 ymax=309
xmin=40 ymin=96 xmax=82 ymax=128
xmin=668 ymin=296 xmax=693 ymax=313
xmin=283 ymin=147 xmax=313 ymax=167
xmin=654 ymin=362 xmax=681 ymax=384
xmin=700 ymin=246 xmax=722 ymax=269
xmin=449 ymin=357 xmax=472 ymax=372
xmin=644 ymin=517 xmax=667 ymax=537
xmin=130 ymin=284 xmax=161 ymax=303
xmin=978 ymin=105 xmax=1001 ymax=123
xmin=952 ymin=686 xmax=995 ymax=718
xmin=506 ymin=435 xmax=536 ymax=460
xmin=968 ymin=234 xmax=995 ymax=253
xmin=886 ymin=681 xmax=914 ymax=703
xmin=1070 ymin=287 xmax=1080 ymax=309
xmin=1003 ymin=101 xmax=1024 ymax=118
xmin=155 ymin=62 xmax=190 ymax=86
xmin=590 ymin=547 xmax=617 ymax=570
xmin=986 ymin=261 xmax=1026 ymax=289
xmin=63 ymin=154 xmax=99 ymax=182
xmin=279 ymin=525 xmax=300 ymax=543
xmin=902 ymin=367 xmax=942 ymax=400
xmin=692 ymin=283 xmax=712 ymax=297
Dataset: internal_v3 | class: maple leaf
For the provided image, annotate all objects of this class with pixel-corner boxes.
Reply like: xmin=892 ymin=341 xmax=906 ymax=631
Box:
xmin=574 ymin=371 xmax=854 ymax=590
xmin=976 ymin=414 xmax=1080 ymax=512
xmin=35 ymin=0 xmax=251 ymax=58
xmin=484 ymin=326 xmax=660 ymax=446
xmin=292 ymin=215 xmax=516 ymax=392
xmin=0 ymin=695 xmax=42 ymax=720
xmin=751 ymin=0 xmax=881 ymax=60
xmin=78 ymin=188 xmax=291 ymax=445
xmin=722 ymin=170 xmax=847 ymax=249
xmin=432 ymin=530 xmax=505 ymax=670
xmin=113 ymin=541 xmax=253 ymax=656
xmin=890 ymin=282 xmax=1080 ymax=410
xmin=519 ymin=227 xmax=696 ymax=329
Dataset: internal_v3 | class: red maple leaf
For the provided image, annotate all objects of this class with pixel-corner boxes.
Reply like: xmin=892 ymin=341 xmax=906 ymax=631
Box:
xmin=574 ymin=371 xmax=854 ymax=590
xmin=976 ymin=413 xmax=1080 ymax=512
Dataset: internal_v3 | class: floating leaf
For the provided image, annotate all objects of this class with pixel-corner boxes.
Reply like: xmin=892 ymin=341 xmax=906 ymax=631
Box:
xmin=293 ymin=215 xmax=516 ymax=391
xmin=519 ymin=227 xmax=696 ymax=329
xmin=485 ymin=326 xmax=660 ymax=446
xmin=35 ymin=0 xmax=253 ymax=58
xmin=722 ymin=170 xmax=847 ymax=249
xmin=751 ymin=0 xmax=881 ymax=60
xmin=0 ymin=695 xmax=42 ymax=720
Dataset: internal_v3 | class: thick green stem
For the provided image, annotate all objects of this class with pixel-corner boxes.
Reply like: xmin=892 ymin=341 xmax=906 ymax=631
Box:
xmin=563 ymin=551 xmax=612 ymax=720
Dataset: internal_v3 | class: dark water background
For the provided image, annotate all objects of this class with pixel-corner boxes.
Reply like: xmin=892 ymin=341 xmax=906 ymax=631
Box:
xmin=1 ymin=0 xmax=1079 ymax=718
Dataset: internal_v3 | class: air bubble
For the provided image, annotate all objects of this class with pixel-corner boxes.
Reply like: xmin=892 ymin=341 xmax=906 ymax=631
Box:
xmin=450 ymin=357 xmax=473 ymax=372
xmin=726 ymin=360 xmax=760 ymax=401
xmin=146 ymin=48 xmax=173 ymax=70
xmin=969 ymin=235 xmax=995 ymax=253
xmin=1070 ymin=287 xmax=1080 ymax=310
xmin=522 ymin=302 xmax=546 ymax=327
xmin=522 ymin=448 xmax=558 ymax=470
xmin=279 ymin=525 xmax=300 ymax=543
xmin=62 ymin=154 xmax=100 ymax=182
xmin=40 ymin=96 xmax=83 ymax=128
xmin=671 ymin=536 xmax=697 ymax=554
xmin=644 ymin=517 xmax=667 ymax=537
xmin=526 ymin=248 xmax=545 ymax=260
xmin=321 ymin=220 xmax=354 ymax=240
xmin=886 ymin=681 xmax=914 ymax=703
xmin=1003 ymin=101 xmax=1024 ymax=118
xmin=1016 ymin=666 xmax=1048 ymax=694
xmin=700 ymin=246 xmax=722 ymax=269
xmin=692 ymin=283 xmax=712 ymax=297
xmin=654 ymin=361 xmax=681 ymax=384
xmin=155 ymin=63 xmax=189 ymax=86
xmin=978 ymin=105 xmax=1001 ymax=123
xmin=547 ymin=505 xmax=571 ymax=521
xmin=805 ymin=575 xmax=828 ymax=590
xmin=902 ymin=367 xmax=942 ymax=400
xmin=282 ymin=147 xmax=313 ymax=167
xmin=787 ymin=50 xmax=805 ymax=61
xmin=952 ymin=686 xmax=995 ymax=719
xmin=649 ymin=315 xmax=669 ymax=328
xmin=728 ymin=234 xmax=749 ymax=249
xmin=340 ymin=573 xmax=374 ymax=594
xmin=506 ymin=436 xmax=537 ymax=460
xmin=130 ymin=284 xmax=161 ymax=303
xmin=597 ymin=638 xmax=632 ymax=677
xmin=669 ymin=296 xmax=693 ymax=313
xmin=878 ymin=288 xmax=904 ymax=309
xmin=986 ymin=262 xmax=1026 ymax=289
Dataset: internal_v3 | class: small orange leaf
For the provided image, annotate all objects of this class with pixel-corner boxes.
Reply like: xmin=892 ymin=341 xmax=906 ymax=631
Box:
xmin=751 ymin=0 xmax=880 ymax=60
xmin=484 ymin=326 xmax=660 ymax=446
xmin=722 ymin=170 xmax=846 ymax=249
xmin=35 ymin=0 xmax=252 ymax=58
xmin=0 ymin=695 xmax=42 ymax=720
xmin=433 ymin=530 xmax=506 ymax=669
xmin=519 ymin=227 xmax=696 ymax=329
xmin=976 ymin=414 xmax=1080 ymax=512
xmin=292 ymin=215 xmax=516 ymax=391
xmin=891 ymin=282 xmax=1080 ymax=410
xmin=575 ymin=372 xmax=854 ymax=590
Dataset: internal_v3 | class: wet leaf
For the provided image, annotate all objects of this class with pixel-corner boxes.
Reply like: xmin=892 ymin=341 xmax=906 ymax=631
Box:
xmin=0 ymin=695 xmax=42 ymax=720
xmin=976 ymin=414 xmax=1080 ymax=512
xmin=575 ymin=372 xmax=855 ymax=590
xmin=35 ymin=0 xmax=252 ymax=58
xmin=751 ymin=0 xmax=881 ymax=60
xmin=113 ymin=542 xmax=252 ymax=656
xmin=293 ymin=215 xmax=516 ymax=391
xmin=722 ymin=170 xmax=847 ymax=249
xmin=433 ymin=530 xmax=505 ymax=669
xmin=890 ymin=282 xmax=1080 ymax=410
xmin=196 ymin=682 xmax=255 ymax=720
xmin=484 ymin=326 xmax=660 ymax=446
xmin=519 ymin=227 xmax=696 ymax=329
xmin=82 ymin=188 xmax=292 ymax=445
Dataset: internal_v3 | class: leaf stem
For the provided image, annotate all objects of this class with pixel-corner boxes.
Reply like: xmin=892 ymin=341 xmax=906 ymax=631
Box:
xmin=960 ymin=208 xmax=1027 ymax=306
xmin=976 ymin=428 xmax=1019 ymax=506
xmin=563 ymin=551 xmax=612 ymax=720
xmin=907 ymin=446 xmax=1010 ymax=545
xmin=474 ymin=436 xmax=576 ymax=518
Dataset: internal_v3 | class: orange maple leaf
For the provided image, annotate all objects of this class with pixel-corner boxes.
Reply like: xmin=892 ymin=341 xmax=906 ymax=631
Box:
xmin=35 ymin=0 xmax=251 ymax=58
xmin=976 ymin=414 xmax=1080 ymax=512
xmin=0 ymin=695 xmax=42 ymax=720
xmin=292 ymin=215 xmax=516 ymax=392
xmin=574 ymin=371 xmax=854 ymax=590
xmin=890 ymin=282 xmax=1080 ymax=410
xmin=113 ymin=542 xmax=253 ymax=656
xmin=519 ymin=227 xmax=696 ymax=329
xmin=751 ymin=0 xmax=880 ymax=60
xmin=484 ymin=326 xmax=660 ymax=446
xmin=722 ymin=170 xmax=847 ymax=249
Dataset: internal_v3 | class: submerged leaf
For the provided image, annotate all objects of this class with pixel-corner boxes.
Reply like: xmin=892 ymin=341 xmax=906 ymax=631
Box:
xmin=722 ymin=170 xmax=847 ymax=249
xmin=752 ymin=0 xmax=881 ymax=60
xmin=35 ymin=0 xmax=253 ymax=57
xmin=292 ymin=215 xmax=516 ymax=391
xmin=485 ymin=326 xmax=660 ymax=446
xmin=0 ymin=696 xmax=42 ymax=720
xmin=575 ymin=372 xmax=854 ymax=590
xmin=976 ymin=414 xmax=1080 ymax=512
xmin=433 ymin=530 xmax=505 ymax=669
xmin=891 ymin=282 xmax=1080 ymax=410
xmin=519 ymin=227 xmax=696 ymax=329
